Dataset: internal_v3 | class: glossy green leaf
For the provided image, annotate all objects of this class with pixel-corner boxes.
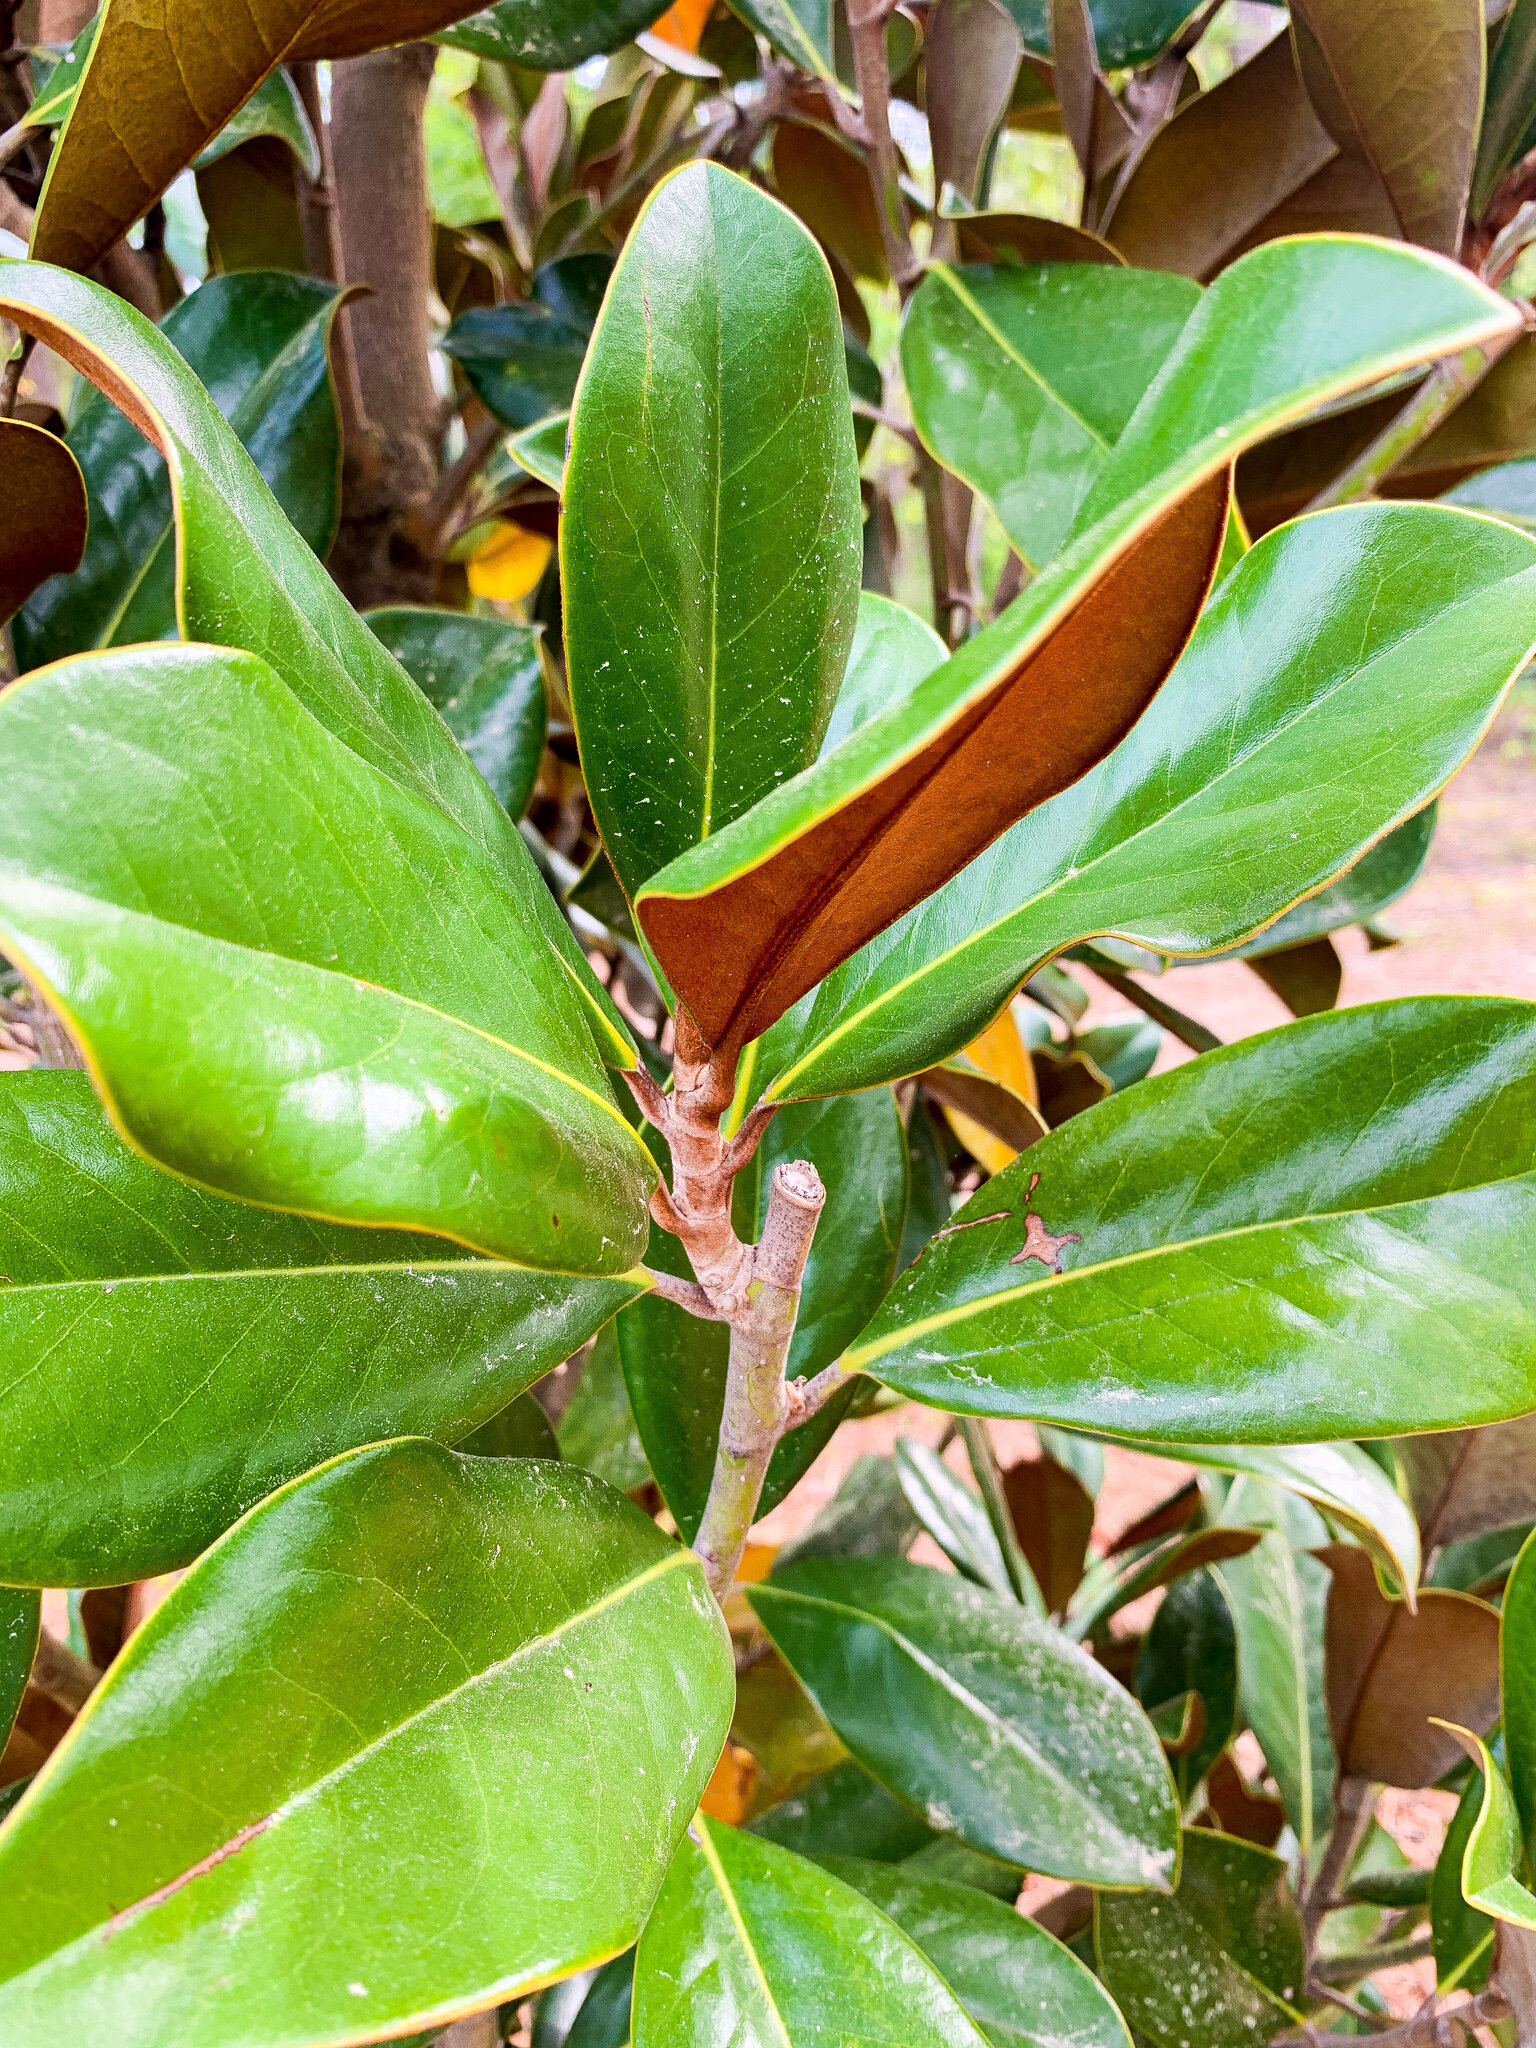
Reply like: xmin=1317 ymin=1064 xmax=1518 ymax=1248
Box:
xmin=751 ymin=1756 xmax=937 ymax=1863
xmin=634 ymin=1818 xmax=988 ymax=2046
xmin=1474 ymin=0 xmax=1536 ymax=214
xmin=1076 ymin=1018 xmax=1160 ymax=1092
xmin=0 ymin=1592 xmax=38 ymax=1757
xmin=555 ymin=1320 xmax=651 ymax=1493
xmin=902 ymin=262 xmax=1199 ymax=570
xmin=729 ymin=0 xmax=837 ymax=79
xmin=455 ymin=1390 xmax=560 ymax=1460
xmin=1215 ymin=1486 xmax=1336 ymax=1856
xmin=0 ymin=260 xmax=634 ymax=1076
xmin=823 ymin=1857 xmax=1133 ymax=2048
xmin=641 ymin=244 xmax=1516 ymax=1060
xmin=896 ymin=1438 xmax=1014 ymax=1597
xmin=845 ymin=998 xmax=1536 ymax=1442
xmin=442 ymin=256 xmax=611 ymax=431
xmin=0 ymin=1441 xmax=733 ymax=2043
xmin=1096 ymin=1829 xmax=1306 ymax=2048
xmin=1103 ymin=1441 xmax=1420 ymax=1595
xmin=1444 ymin=455 xmax=1536 ymax=530
xmin=1430 ymin=1523 xmax=1534 ymax=1595
xmin=563 ymin=161 xmax=862 ymax=903
xmin=365 ymin=607 xmax=547 ymax=820
xmin=1289 ymin=0 xmax=1483 ymax=255
xmin=1001 ymin=0 xmax=1207 ymax=67
xmin=1138 ymin=1571 xmax=1238 ymax=1805
xmin=1066 ymin=1528 xmax=1260 ymax=1643
xmin=749 ymin=1556 xmax=1180 ymax=1887
xmin=822 ymin=591 xmax=949 ymax=756
xmin=437 ymin=0 xmax=676 ymax=66
xmin=512 ymin=413 xmax=570 ymax=492
xmin=0 ymin=1069 xmax=642 ymax=1586
xmin=14 ymin=271 xmax=345 ymax=671
xmin=619 ymin=1088 xmax=906 ymax=1541
xmin=1434 ymin=1769 xmax=1496 ymax=1990
xmin=562 ymin=1951 xmax=634 ymax=2048
xmin=1441 ymin=1726 xmax=1536 ymax=1929
xmin=192 ymin=64 xmax=321 ymax=176
xmin=752 ymin=500 xmax=1536 ymax=1107
xmin=22 ymin=20 xmax=97 ymax=131
xmin=1500 ymin=1530 xmax=1536 ymax=1854
xmin=0 ymin=643 xmax=654 ymax=1271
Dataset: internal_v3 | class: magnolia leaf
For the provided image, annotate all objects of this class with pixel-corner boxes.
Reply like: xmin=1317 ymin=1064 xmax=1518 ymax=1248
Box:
xmin=1439 ymin=1726 xmax=1536 ymax=1930
xmin=1067 ymin=1528 xmax=1260 ymax=1642
xmin=824 ymin=1857 xmax=1133 ymax=2048
xmin=1103 ymin=1441 xmax=1421 ymax=1595
xmin=902 ymin=261 xmax=1199 ymax=569
xmin=1398 ymin=1417 xmax=1536 ymax=1557
xmin=1323 ymin=1546 xmax=1500 ymax=1787
xmin=0 ymin=644 xmax=655 ymax=1272
xmin=1202 ymin=804 xmax=1436 ymax=964
xmin=1138 ymin=1571 xmax=1239 ymax=1804
xmin=749 ymin=1556 xmax=1180 ymax=1887
xmin=0 ymin=1593 xmax=39 ymax=1759
xmin=563 ymin=162 xmax=862 ymax=905
xmin=1435 ymin=1762 xmax=1498 ymax=1988
xmin=510 ymin=412 xmax=570 ymax=492
xmin=0 ymin=1443 xmax=733 ymax=2043
xmin=953 ymin=211 xmax=1124 ymax=264
xmin=822 ymin=592 xmax=950 ymax=756
xmin=751 ymin=1755 xmax=937 ymax=1863
xmin=640 ymin=246 xmax=1518 ymax=1061
xmin=1096 ymin=1829 xmax=1306 ymax=2048
xmin=455 ymin=1391 xmax=559 ymax=1460
xmin=729 ymin=0 xmax=838 ymax=79
xmin=192 ymin=63 xmax=321 ymax=176
xmin=927 ymin=0 xmax=1024 ymax=216
xmin=554 ymin=1320 xmax=651 ymax=1493
xmin=15 ymin=271 xmax=347 ymax=672
xmin=1474 ymin=0 xmax=1536 ymax=215
xmin=365 ymin=607 xmax=547 ymax=820
xmin=772 ymin=120 xmax=890 ymax=283
xmin=0 ymin=1069 xmax=644 ymax=1586
xmin=1001 ymin=0 xmax=1209 ymax=68
xmin=1104 ymin=33 xmax=1336 ymax=277
xmin=633 ymin=1820 xmax=988 ymax=2046
xmin=0 ymin=420 xmax=86 ymax=626
xmin=434 ymin=0 xmax=671 ymax=66
xmin=895 ymin=1438 xmax=1014 ymax=1597
xmin=1289 ymin=0 xmax=1483 ymax=256
xmin=1003 ymin=1455 xmax=1096 ymax=1613
xmin=619 ymin=1088 xmax=906 ymax=1540
xmin=846 ymin=999 xmax=1536 ymax=1443
xmin=1498 ymin=1531 xmax=1536 ymax=1856
xmin=441 ymin=255 xmax=611 ymax=430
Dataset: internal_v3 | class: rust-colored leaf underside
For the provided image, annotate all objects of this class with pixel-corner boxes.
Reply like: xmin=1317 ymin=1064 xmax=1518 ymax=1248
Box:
xmin=0 ymin=420 xmax=88 ymax=626
xmin=639 ymin=469 xmax=1232 ymax=1056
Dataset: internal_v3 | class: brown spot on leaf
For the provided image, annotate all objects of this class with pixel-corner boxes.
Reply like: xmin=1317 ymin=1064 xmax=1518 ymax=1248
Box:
xmin=1010 ymin=1212 xmax=1081 ymax=1272
xmin=101 ymin=1814 xmax=272 ymax=1942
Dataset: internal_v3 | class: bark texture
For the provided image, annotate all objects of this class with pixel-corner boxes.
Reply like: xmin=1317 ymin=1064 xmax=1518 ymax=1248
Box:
xmin=327 ymin=41 xmax=441 ymax=606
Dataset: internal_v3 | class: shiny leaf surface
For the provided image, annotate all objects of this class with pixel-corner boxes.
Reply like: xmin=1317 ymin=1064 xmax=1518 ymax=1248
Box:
xmin=0 ymin=420 xmax=86 ymax=626
xmin=1442 ymin=1727 xmax=1536 ymax=1929
xmin=1496 ymin=1530 xmax=1536 ymax=1855
xmin=0 ymin=261 xmax=627 ymax=1080
xmin=1474 ymin=0 xmax=1536 ymax=215
xmin=0 ymin=1070 xmax=643 ymax=1585
xmin=824 ymin=1856 xmax=1133 ymax=2048
xmin=902 ymin=261 xmax=1198 ymax=569
xmin=896 ymin=1439 xmax=1014 ymax=1597
xmin=1323 ymin=1546 xmax=1500 ymax=1788
xmin=365 ymin=607 xmax=547 ymax=820
xmin=749 ymin=1556 xmax=1180 ymax=1886
xmin=0 ymin=1441 xmax=734 ymax=2044
xmin=729 ymin=0 xmax=837 ymax=78
xmin=555 ymin=1320 xmax=651 ymax=1493
xmin=634 ymin=1818 xmax=988 ymax=2046
xmin=822 ymin=592 xmax=949 ymax=755
xmin=750 ymin=495 xmax=1536 ymax=1108
xmin=845 ymin=999 xmax=1536 ymax=1442
xmin=619 ymin=1088 xmax=906 ymax=1540
xmin=15 ymin=271 xmax=345 ymax=672
xmin=645 ymin=240 xmax=1516 ymax=1056
xmin=751 ymin=1755 xmax=937 ymax=1863
xmin=0 ymin=644 xmax=654 ymax=1272
xmin=442 ymin=256 xmax=611 ymax=431
xmin=435 ymin=0 xmax=670 ymax=65
xmin=1434 ymin=1771 xmax=1495 ymax=1989
xmin=0 ymin=1594 xmax=38 ymax=1758
xmin=564 ymin=161 xmax=862 ymax=903
xmin=454 ymin=1390 xmax=560 ymax=1460
xmin=1096 ymin=1829 xmax=1305 ymax=2048
xmin=1138 ymin=1571 xmax=1238 ymax=1804
xmin=1215 ymin=1485 xmax=1335 ymax=1856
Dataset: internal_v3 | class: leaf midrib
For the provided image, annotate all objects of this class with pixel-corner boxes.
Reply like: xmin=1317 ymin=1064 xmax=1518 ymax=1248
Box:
xmin=845 ymin=1170 xmax=1536 ymax=1369
xmin=755 ymin=1585 xmax=1164 ymax=1873
xmin=695 ymin=1825 xmax=794 ymax=2048
xmin=40 ymin=1548 xmax=695 ymax=1964
xmin=0 ymin=1256 xmax=639 ymax=1295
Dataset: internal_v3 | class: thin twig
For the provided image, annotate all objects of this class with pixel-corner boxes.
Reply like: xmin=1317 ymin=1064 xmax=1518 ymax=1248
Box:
xmin=621 ymin=1061 xmax=672 ymax=1136
xmin=1278 ymin=1988 xmax=1509 ymax=2048
xmin=1304 ymin=1981 xmax=1393 ymax=2029
xmin=1080 ymin=960 xmax=1222 ymax=1055
xmin=1304 ymin=1776 xmax=1376 ymax=1954
xmin=1313 ymin=1935 xmax=1435 ymax=1986
xmin=785 ymin=1360 xmax=852 ymax=1428
xmin=644 ymin=1268 xmax=730 ymax=1321
xmin=721 ymin=1101 xmax=778 ymax=1178
xmin=851 ymin=396 xmax=920 ymax=448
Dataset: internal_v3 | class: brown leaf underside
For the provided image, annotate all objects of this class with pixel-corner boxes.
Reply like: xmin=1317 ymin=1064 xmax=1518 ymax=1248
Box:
xmin=641 ymin=468 xmax=1232 ymax=1056
xmin=0 ymin=420 xmax=88 ymax=626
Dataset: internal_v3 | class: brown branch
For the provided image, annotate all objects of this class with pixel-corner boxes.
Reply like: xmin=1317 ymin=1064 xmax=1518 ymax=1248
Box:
xmin=644 ymin=1267 xmax=730 ymax=1321
xmin=621 ymin=1060 xmax=672 ymax=1137
xmin=785 ymin=1360 xmax=852 ymax=1428
xmin=721 ymin=1101 xmax=779 ymax=1179
xmin=1304 ymin=1776 xmax=1376 ymax=1954
xmin=1281 ymin=1988 xmax=1509 ymax=2048
xmin=846 ymin=0 xmax=916 ymax=292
